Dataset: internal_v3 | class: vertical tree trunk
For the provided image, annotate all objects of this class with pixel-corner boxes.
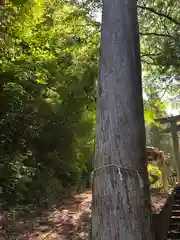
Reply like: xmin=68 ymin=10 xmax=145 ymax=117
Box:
xmin=92 ymin=0 xmax=153 ymax=239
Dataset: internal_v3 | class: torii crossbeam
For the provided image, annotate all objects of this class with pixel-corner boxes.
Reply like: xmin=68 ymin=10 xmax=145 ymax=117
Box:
xmin=155 ymin=115 xmax=180 ymax=183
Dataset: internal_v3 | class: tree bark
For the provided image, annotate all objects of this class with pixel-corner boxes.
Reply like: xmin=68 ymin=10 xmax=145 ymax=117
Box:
xmin=92 ymin=0 xmax=153 ymax=239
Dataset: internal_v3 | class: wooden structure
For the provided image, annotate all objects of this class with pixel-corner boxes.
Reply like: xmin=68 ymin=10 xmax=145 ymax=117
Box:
xmin=146 ymin=146 xmax=168 ymax=192
xmin=155 ymin=115 xmax=180 ymax=183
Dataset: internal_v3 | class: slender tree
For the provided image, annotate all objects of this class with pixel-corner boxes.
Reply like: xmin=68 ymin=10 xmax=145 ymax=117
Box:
xmin=92 ymin=0 xmax=154 ymax=239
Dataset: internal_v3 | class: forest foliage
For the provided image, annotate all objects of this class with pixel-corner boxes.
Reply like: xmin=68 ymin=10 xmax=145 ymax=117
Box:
xmin=0 ymin=0 xmax=99 ymax=206
xmin=0 ymin=0 xmax=179 ymax=206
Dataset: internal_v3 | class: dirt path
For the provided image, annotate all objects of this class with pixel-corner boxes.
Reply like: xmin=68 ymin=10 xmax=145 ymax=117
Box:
xmin=0 ymin=190 xmax=92 ymax=240
xmin=0 ymin=189 xmax=168 ymax=239
xmin=28 ymin=190 xmax=92 ymax=240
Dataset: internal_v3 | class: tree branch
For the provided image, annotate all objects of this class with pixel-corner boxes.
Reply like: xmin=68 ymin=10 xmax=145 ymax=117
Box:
xmin=137 ymin=5 xmax=180 ymax=25
xmin=141 ymin=52 xmax=161 ymax=57
xmin=141 ymin=59 xmax=153 ymax=65
xmin=160 ymin=78 xmax=174 ymax=100
xmin=140 ymin=32 xmax=173 ymax=38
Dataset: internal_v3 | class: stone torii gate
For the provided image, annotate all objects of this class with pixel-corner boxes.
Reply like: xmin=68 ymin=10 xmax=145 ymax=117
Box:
xmin=155 ymin=115 xmax=180 ymax=182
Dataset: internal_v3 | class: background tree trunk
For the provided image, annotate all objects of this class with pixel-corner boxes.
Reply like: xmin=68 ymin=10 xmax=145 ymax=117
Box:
xmin=92 ymin=0 xmax=154 ymax=239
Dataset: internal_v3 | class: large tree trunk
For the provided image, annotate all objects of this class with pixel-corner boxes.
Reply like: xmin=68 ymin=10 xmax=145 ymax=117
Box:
xmin=92 ymin=0 xmax=153 ymax=239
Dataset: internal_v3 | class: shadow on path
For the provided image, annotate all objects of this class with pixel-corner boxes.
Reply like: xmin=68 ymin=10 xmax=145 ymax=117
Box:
xmin=0 ymin=190 xmax=92 ymax=240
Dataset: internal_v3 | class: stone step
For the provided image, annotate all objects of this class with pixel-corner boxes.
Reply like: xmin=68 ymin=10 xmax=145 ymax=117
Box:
xmin=175 ymin=204 xmax=180 ymax=208
xmin=173 ymin=205 xmax=180 ymax=211
xmin=167 ymin=188 xmax=180 ymax=239
xmin=171 ymin=216 xmax=180 ymax=224
xmin=168 ymin=230 xmax=180 ymax=239
xmin=167 ymin=239 xmax=180 ymax=240
xmin=172 ymin=210 xmax=180 ymax=217
xmin=169 ymin=223 xmax=180 ymax=231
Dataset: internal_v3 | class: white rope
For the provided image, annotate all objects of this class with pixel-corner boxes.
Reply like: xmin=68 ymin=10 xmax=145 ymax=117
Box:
xmin=92 ymin=164 xmax=144 ymax=188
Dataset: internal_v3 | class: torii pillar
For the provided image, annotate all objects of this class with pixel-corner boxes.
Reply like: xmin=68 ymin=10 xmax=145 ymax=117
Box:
xmin=155 ymin=115 xmax=180 ymax=183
